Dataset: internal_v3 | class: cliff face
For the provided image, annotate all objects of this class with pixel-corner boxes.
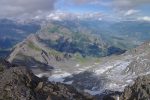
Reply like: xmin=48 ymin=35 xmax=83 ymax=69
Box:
xmin=0 ymin=59 xmax=94 ymax=100
xmin=120 ymin=74 xmax=150 ymax=100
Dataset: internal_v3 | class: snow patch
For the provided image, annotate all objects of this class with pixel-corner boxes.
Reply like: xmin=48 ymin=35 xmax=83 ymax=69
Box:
xmin=112 ymin=61 xmax=131 ymax=72
xmin=92 ymin=87 xmax=97 ymax=90
xmin=126 ymin=79 xmax=133 ymax=83
xmin=48 ymin=72 xmax=71 ymax=83
xmin=36 ymin=73 xmax=49 ymax=77
xmin=84 ymin=89 xmax=102 ymax=95
xmin=95 ymin=60 xmax=131 ymax=75
xmin=65 ymin=81 xmax=73 ymax=85
xmin=75 ymin=64 xmax=80 ymax=67
xmin=95 ymin=65 xmax=113 ymax=74
xmin=75 ymin=66 xmax=93 ymax=73
xmin=108 ymin=83 xmax=118 ymax=88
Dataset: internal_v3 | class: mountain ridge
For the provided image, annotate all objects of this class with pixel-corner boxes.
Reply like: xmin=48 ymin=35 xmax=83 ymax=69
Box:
xmin=7 ymin=22 xmax=125 ymax=74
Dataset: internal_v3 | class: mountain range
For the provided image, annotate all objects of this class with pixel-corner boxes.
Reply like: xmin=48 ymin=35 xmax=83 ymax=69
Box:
xmin=0 ymin=18 xmax=150 ymax=99
xmin=0 ymin=19 xmax=40 ymax=58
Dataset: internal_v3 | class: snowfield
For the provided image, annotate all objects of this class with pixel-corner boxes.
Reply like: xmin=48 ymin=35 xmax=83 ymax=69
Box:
xmin=35 ymin=49 xmax=150 ymax=96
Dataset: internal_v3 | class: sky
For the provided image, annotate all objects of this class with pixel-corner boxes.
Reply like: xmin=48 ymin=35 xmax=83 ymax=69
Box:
xmin=0 ymin=0 xmax=150 ymax=21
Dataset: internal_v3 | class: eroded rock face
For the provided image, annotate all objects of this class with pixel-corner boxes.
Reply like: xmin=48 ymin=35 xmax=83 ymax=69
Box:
xmin=0 ymin=59 xmax=94 ymax=100
xmin=120 ymin=74 xmax=150 ymax=100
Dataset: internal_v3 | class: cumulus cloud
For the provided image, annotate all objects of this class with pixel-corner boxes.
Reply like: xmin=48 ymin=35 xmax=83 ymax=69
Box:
xmin=0 ymin=0 xmax=149 ymax=20
xmin=138 ymin=16 xmax=150 ymax=21
xmin=0 ymin=0 xmax=57 ymax=17
xmin=124 ymin=9 xmax=140 ymax=16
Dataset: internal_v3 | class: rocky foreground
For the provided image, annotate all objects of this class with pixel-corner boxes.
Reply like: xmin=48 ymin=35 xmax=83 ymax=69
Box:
xmin=0 ymin=58 xmax=150 ymax=100
xmin=104 ymin=74 xmax=150 ymax=100
xmin=120 ymin=74 xmax=150 ymax=100
xmin=0 ymin=59 xmax=94 ymax=100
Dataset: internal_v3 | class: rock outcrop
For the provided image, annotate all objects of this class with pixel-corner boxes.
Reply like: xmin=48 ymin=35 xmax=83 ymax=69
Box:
xmin=0 ymin=59 xmax=94 ymax=100
xmin=120 ymin=74 xmax=150 ymax=100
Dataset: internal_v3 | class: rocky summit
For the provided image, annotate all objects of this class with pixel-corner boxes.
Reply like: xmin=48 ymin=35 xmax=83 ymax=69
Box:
xmin=0 ymin=59 xmax=94 ymax=100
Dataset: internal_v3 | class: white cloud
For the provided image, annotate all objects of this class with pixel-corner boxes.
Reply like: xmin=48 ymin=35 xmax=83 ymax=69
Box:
xmin=124 ymin=9 xmax=139 ymax=16
xmin=138 ymin=16 xmax=150 ymax=21
xmin=0 ymin=0 xmax=149 ymax=20
xmin=45 ymin=11 xmax=103 ymax=21
xmin=0 ymin=0 xmax=57 ymax=18
xmin=46 ymin=12 xmax=66 ymax=21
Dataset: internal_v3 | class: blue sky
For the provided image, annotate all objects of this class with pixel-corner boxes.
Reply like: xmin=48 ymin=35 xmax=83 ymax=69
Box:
xmin=0 ymin=0 xmax=150 ymax=21
xmin=54 ymin=0 xmax=150 ymax=21
xmin=55 ymin=0 xmax=150 ymax=14
xmin=55 ymin=0 xmax=111 ymax=13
